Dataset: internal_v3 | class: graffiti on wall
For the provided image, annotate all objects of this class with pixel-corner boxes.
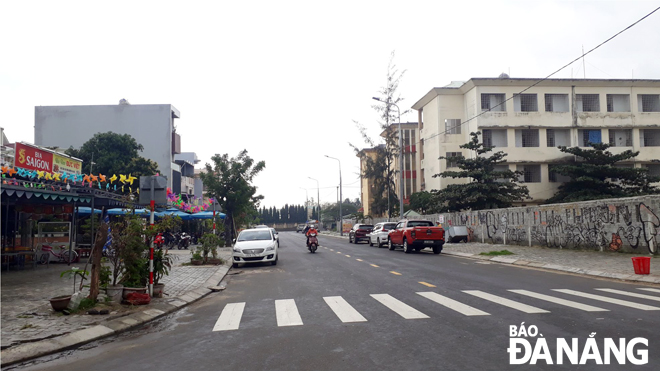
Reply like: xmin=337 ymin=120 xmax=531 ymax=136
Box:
xmin=450 ymin=199 xmax=660 ymax=254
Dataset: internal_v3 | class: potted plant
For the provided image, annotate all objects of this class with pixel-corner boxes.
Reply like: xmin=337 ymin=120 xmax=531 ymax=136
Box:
xmin=152 ymin=249 xmax=175 ymax=297
xmin=50 ymin=267 xmax=89 ymax=312
xmin=114 ymin=214 xmax=149 ymax=299
xmin=191 ymin=249 xmax=203 ymax=265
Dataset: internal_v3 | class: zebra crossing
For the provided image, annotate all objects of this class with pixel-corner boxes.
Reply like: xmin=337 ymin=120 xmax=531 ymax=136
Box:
xmin=211 ymin=287 xmax=660 ymax=331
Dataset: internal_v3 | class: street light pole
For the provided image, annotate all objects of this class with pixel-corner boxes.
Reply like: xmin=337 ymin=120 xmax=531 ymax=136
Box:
xmin=372 ymin=97 xmax=404 ymax=218
xmin=324 ymin=155 xmax=343 ymax=236
xmin=299 ymin=187 xmax=309 ymax=219
xmin=308 ymin=177 xmax=320 ymax=228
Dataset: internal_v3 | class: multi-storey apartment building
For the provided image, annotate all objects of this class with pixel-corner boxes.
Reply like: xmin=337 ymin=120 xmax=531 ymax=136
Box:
xmin=412 ymin=78 xmax=660 ymax=205
xmin=34 ymin=102 xmax=200 ymax=195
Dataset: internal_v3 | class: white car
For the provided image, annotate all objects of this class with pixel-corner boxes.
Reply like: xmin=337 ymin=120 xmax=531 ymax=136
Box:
xmin=232 ymin=228 xmax=278 ymax=268
xmin=368 ymin=222 xmax=398 ymax=248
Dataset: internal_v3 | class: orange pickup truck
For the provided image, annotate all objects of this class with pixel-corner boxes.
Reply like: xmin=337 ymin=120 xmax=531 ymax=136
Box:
xmin=387 ymin=219 xmax=445 ymax=254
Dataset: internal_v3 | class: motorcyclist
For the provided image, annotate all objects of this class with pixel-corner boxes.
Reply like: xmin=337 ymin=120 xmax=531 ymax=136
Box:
xmin=305 ymin=224 xmax=318 ymax=246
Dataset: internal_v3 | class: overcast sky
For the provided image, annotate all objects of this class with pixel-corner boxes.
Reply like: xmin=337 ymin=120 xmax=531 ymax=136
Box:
xmin=2 ymin=0 xmax=659 ymax=209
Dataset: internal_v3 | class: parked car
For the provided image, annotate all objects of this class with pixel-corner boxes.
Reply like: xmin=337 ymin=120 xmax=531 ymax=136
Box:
xmin=270 ymin=228 xmax=279 ymax=247
xmin=368 ymin=222 xmax=398 ymax=248
xmin=348 ymin=224 xmax=374 ymax=244
xmin=387 ymin=219 xmax=445 ymax=254
xmin=296 ymin=224 xmax=306 ymax=233
xmin=232 ymin=228 xmax=278 ymax=268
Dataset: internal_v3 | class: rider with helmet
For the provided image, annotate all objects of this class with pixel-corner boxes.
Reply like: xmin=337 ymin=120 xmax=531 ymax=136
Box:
xmin=305 ymin=224 xmax=319 ymax=246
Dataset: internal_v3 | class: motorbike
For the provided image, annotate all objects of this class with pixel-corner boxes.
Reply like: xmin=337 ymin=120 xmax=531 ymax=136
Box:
xmin=154 ymin=233 xmax=165 ymax=250
xmin=306 ymin=232 xmax=318 ymax=253
xmin=177 ymin=232 xmax=191 ymax=250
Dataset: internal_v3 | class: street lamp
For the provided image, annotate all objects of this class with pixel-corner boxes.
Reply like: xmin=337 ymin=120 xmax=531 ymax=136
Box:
xmin=308 ymin=177 xmax=320 ymax=228
xmin=299 ymin=187 xmax=309 ymax=219
xmin=325 ymin=155 xmax=343 ymax=236
xmin=372 ymin=97 xmax=404 ymax=219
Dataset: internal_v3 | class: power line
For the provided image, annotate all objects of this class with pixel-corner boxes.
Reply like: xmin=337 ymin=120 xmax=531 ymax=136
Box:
xmin=419 ymin=6 xmax=660 ymax=145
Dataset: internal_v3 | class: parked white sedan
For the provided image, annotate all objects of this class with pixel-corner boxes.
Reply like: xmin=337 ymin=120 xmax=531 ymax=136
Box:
xmin=368 ymin=222 xmax=398 ymax=248
xmin=232 ymin=228 xmax=278 ymax=268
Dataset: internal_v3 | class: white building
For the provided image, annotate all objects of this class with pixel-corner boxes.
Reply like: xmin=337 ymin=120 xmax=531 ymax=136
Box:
xmin=34 ymin=102 xmax=199 ymax=194
xmin=412 ymin=78 xmax=660 ymax=204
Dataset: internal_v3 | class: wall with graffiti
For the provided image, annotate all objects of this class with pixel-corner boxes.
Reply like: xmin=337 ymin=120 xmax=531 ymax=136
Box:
xmin=437 ymin=195 xmax=660 ymax=254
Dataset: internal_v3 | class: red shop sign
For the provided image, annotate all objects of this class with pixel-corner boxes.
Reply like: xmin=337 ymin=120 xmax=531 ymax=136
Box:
xmin=14 ymin=143 xmax=54 ymax=172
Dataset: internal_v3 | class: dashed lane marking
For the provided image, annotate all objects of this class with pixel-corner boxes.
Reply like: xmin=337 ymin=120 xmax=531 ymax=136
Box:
xmin=370 ymin=264 xmax=379 ymax=268
xmin=345 ymin=255 xmax=351 ymax=257
xmin=356 ymin=259 xmax=363 ymax=262
xmin=390 ymin=271 xmax=402 ymax=276
xmin=419 ymin=282 xmax=436 ymax=288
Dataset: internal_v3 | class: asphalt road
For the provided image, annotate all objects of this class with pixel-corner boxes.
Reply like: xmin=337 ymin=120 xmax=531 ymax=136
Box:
xmin=12 ymin=232 xmax=660 ymax=371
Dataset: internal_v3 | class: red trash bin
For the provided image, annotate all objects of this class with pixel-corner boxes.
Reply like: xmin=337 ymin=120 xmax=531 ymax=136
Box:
xmin=632 ymin=257 xmax=651 ymax=275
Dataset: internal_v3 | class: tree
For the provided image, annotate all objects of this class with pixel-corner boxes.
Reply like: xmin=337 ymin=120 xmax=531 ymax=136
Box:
xmin=199 ymin=150 xmax=265 ymax=243
xmin=351 ymin=51 xmax=407 ymax=218
xmin=65 ymin=132 xmax=159 ymax=176
xmin=433 ymin=132 xmax=530 ymax=211
xmin=546 ymin=143 xmax=660 ymax=203
xmin=408 ymin=191 xmax=443 ymax=214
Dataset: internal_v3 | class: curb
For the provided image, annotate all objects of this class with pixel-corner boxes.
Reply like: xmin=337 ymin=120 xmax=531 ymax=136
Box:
xmin=441 ymin=250 xmax=660 ymax=284
xmin=0 ymin=264 xmax=231 ymax=367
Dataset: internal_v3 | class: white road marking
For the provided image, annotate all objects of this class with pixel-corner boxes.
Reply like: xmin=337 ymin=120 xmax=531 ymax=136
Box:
xmin=417 ymin=292 xmax=490 ymax=316
xmin=463 ymin=290 xmax=549 ymax=314
xmin=595 ymin=288 xmax=660 ymax=302
xmin=275 ymin=299 xmax=304 ymax=326
xmin=323 ymin=296 xmax=367 ymax=323
xmin=370 ymin=294 xmax=429 ymax=319
xmin=638 ymin=288 xmax=660 ymax=294
xmin=509 ymin=290 xmax=609 ymax=312
xmin=553 ymin=289 xmax=660 ymax=310
xmin=213 ymin=302 xmax=245 ymax=331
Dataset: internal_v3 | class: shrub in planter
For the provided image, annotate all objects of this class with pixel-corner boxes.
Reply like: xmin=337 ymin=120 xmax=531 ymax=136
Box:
xmin=200 ymin=233 xmax=224 ymax=263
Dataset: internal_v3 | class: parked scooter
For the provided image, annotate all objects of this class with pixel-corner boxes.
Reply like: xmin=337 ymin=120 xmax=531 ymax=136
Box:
xmin=306 ymin=231 xmax=318 ymax=253
xmin=154 ymin=233 xmax=165 ymax=250
xmin=177 ymin=232 xmax=191 ymax=250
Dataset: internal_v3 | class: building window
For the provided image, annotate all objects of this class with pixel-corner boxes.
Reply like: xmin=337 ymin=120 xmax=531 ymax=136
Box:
xmin=607 ymin=94 xmax=630 ymax=112
xmin=445 ymin=119 xmax=461 ymax=134
xmin=644 ymin=164 xmax=660 ymax=178
xmin=483 ymin=129 xmax=508 ymax=147
xmin=641 ymin=129 xmax=660 ymax=147
xmin=545 ymin=94 xmax=569 ymax=112
xmin=608 ymin=129 xmax=632 ymax=147
xmin=420 ymin=139 xmax=424 ymax=160
xmin=578 ymin=129 xmax=602 ymax=147
xmin=515 ymin=129 xmax=539 ymax=147
xmin=446 ymin=152 xmax=461 ymax=168
xmin=513 ymin=94 xmax=538 ymax=112
xmin=546 ymin=129 xmax=570 ymax=147
xmin=576 ymin=94 xmax=600 ymax=112
xmin=517 ymin=164 xmax=541 ymax=183
xmin=548 ymin=165 xmax=571 ymax=183
xmin=481 ymin=93 xmax=506 ymax=112
xmin=639 ymin=94 xmax=660 ymax=112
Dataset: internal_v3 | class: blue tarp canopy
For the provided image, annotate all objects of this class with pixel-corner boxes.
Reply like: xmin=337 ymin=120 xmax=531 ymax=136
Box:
xmin=106 ymin=208 xmax=150 ymax=216
xmin=189 ymin=211 xmax=226 ymax=220
xmin=76 ymin=207 xmax=102 ymax=215
xmin=156 ymin=210 xmax=193 ymax=220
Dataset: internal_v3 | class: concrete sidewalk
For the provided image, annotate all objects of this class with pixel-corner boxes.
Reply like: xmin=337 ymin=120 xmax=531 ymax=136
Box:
xmin=321 ymin=231 xmax=660 ymax=284
xmin=0 ymin=247 xmax=232 ymax=367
